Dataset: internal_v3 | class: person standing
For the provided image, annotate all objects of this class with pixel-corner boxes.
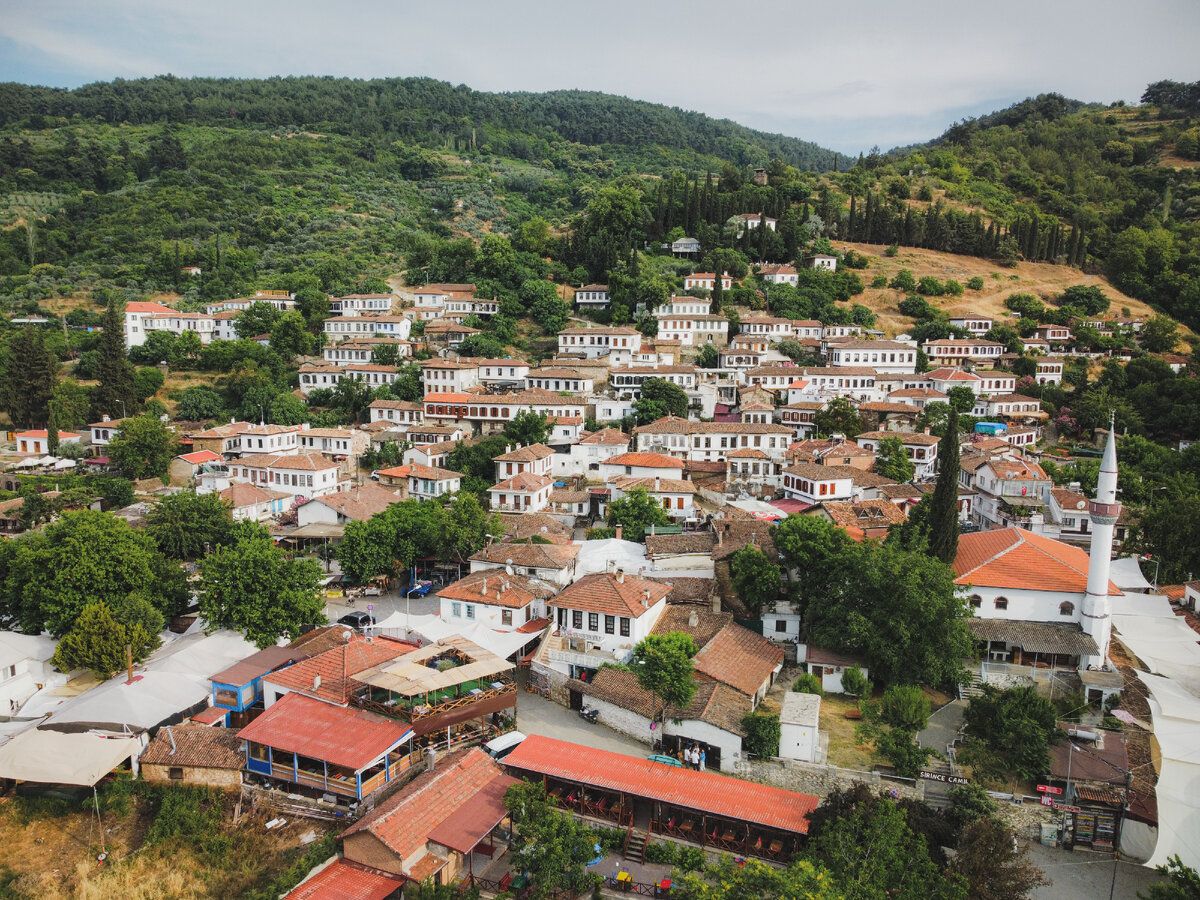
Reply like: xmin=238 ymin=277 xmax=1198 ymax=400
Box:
xmin=699 ymin=748 xmax=706 ymax=771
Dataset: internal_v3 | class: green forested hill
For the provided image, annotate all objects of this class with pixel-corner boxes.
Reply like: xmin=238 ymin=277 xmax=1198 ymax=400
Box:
xmin=0 ymin=76 xmax=837 ymax=172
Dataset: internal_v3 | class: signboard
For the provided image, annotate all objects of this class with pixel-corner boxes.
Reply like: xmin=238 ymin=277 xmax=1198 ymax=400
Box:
xmin=1052 ymin=802 xmax=1081 ymax=812
xmin=1040 ymin=795 xmax=1055 ymax=807
xmin=918 ymin=771 xmax=969 ymax=785
xmin=1037 ymin=784 xmax=1063 ymax=795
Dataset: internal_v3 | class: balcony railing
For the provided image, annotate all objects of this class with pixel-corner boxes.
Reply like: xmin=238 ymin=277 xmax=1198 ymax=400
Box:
xmin=354 ymin=679 xmax=517 ymax=722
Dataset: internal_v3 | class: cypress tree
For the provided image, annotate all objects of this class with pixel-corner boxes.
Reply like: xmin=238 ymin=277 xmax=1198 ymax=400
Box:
xmin=0 ymin=328 xmax=58 ymax=429
xmin=93 ymin=299 xmax=137 ymax=420
xmin=711 ymin=270 xmax=724 ymax=312
xmin=848 ymin=195 xmax=857 ymax=241
xmin=759 ymin=209 xmax=770 ymax=261
xmin=664 ymin=176 xmax=677 ymax=231
xmin=46 ymin=404 xmax=60 ymax=455
xmin=927 ymin=407 xmax=961 ymax=565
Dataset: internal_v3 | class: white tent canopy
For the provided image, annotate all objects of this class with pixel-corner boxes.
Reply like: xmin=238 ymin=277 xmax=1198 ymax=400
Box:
xmin=1138 ymin=672 xmax=1200 ymax=868
xmin=1113 ymin=613 xmax=1200 ymax=698
xmin=374 ymin=613 xmax=538 ymax=661
xmin=574 ymin=538 xmax=648 ymax=578
xmin=1110 ymin=556 xmax=1156 ymax=592
xmin=0 ymin=729 xmax=141 ymax=785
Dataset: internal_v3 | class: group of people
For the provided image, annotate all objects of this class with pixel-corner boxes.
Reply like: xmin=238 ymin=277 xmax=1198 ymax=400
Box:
xmin=678 ymin=743 xmax=706 ymax=771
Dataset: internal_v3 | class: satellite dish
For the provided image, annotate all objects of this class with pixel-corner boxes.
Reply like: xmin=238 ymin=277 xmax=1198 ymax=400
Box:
xmin=505 ymin=558 xmax=513 ymax=567
xmin=506 ymin=565 xmax=514 ymax=576
xmin=342 ymin=630 xmax=353 ymax=642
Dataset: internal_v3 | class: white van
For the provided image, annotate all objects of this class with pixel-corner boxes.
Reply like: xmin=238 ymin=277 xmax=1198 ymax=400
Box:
xmin=484 ymin=731 xmax=527 ymax=761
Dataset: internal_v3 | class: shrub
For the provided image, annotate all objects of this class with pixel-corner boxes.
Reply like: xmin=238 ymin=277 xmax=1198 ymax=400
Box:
xmin=943 ymin=279 xmax=964 ymax=296
xmin=644 ymin=840 xmax=679 ymax=864
xmin=678 ymin=845 xmax=706 ymax=873
xmin=889 ymin=268 xmax=915 ymax=291
xmin=871 ymin=274 xmax=889 ymax=288
xmin=875 ymin=728 xmax=934 ymax=778
xmin=840 ymin=665 xmax=871 ymax=699
xmin=966 ymin=276 xmax=984 ymax=291
xmin=898 ymin=295 xmax=934 ymax=319
xmin=885 ymin=244 xmax=899 ymax=258
xmin=586 ymin=526 xmax=616 ymax=540
xmin=881 ymin=685 xmax=931 ymax=732
xmin=917 ymin=276 xmax=945 ymax=296
xmin=1100 ymin=715 xmax=1124 ymax=732
xmin=793 ymin=673 xmax=824 ymax=696
xmin=741 ymin=712 xmax=782 ymax=758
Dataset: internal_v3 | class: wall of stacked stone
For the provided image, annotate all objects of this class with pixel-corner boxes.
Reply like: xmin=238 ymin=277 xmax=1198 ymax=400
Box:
xmin=732 ymin=756 xmax=926 ymax=802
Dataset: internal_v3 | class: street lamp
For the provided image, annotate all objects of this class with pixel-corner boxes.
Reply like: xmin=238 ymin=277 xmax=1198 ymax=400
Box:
xmin=1140 ymin=554 xmax=1161 ymax=591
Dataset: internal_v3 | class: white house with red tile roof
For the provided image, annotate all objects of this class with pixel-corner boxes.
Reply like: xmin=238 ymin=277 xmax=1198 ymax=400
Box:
xmin=736 ymin=213 xmax=776 ymax=232
xmin=489 ymin=472 xmax=554 ymax=513
xmin=757 ymin=263 xmax=797 ymax=285
xmin=87 ymin=416 xmax=128 ymax=449
xmin=420 ymin=359 xmax=480 ymax=394
xmin=141 ymin=309 xmax=217 ymax=346
xmin=855 ymin=431 xmax=940 ymax=479
xmin=367 ymin=399 xmax=424 ymax=429
xmin=169 ymin=449 xmax=225 ymax=484
xmin=218 ymin=482 xmax=291 ymax=521
xmin=561 ymin=427 xmax=630 ymax=477
xmin=828 ymin=340 xmax=919 ymax=375
xmin=574 ymin=284 xmax=610 ymax=307
xmin=406 ymin=464 xmax=463 ymax=500
xmin=122 ymin=300 xmax=177 ymax=348
xmin=948 ymin=313 xmax=994 ymax=336
xmin=683 ymin=272 xmax=732 ymax=291
xmin=780 ymin=463 xmax=856 ymax=504
xmin=557 ymin=326 xmax=642 ymax=362
xmin=546 ymin=572 xmax=670 ymax=672
xmin=598 ymin=451 xmax=686 ymax=482
xmin=13 ymin=430 xmax=81 ymax=455
xmin=438 ymin=572 xmax=542 ymax=630
xmin=493 ymin=443 xmax=555 ymax=481
xmin=607 ymin=476 xmax=699 ymax=521
xmin=230 ymin=452 xmax=347 ymax=500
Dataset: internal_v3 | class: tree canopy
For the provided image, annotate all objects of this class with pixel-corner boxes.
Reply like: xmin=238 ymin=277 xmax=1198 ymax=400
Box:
xmin=606 ymin=487 xmax=672 ymax=542
xmin=631 ymin=631 xmax=698 ymax=710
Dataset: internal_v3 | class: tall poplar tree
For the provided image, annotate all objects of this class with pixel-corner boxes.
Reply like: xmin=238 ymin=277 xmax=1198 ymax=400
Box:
xmin=927 ymin=407 xmax=962 ymax=564
xmin=92 ymin=298 xmax=137 ymax=420
xmin=0 ymin=327 xmax=57 ymax=428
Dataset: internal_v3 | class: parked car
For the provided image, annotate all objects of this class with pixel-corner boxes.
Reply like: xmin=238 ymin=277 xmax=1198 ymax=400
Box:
xmin=405 ymin=579 xmax=433 ymax=597
xmin=484 ymin=731 xmax=527 ymax=761
xmin=337 ymin=611 xmax=376 ymax=631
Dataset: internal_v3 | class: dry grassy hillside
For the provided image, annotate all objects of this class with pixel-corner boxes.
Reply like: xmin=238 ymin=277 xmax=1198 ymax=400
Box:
xmin=834 ymin=242 xmax=1172 ymax=338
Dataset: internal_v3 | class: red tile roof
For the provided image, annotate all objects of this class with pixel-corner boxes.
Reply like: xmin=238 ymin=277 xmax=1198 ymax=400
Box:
xmin=237 ymin=692 xmax=412 ymax=770
xmin=177 ymin=450 xmax=223 ymax=465
xmin=266 ymin=635 xmax=416 ymax=705
xmin=692 ymin=623 xmax=784 ymax=696
xmin=606 ymin=452 xmax=685 ymax=469
xmin=283 ymin=860 xmax=404 ymax=900
xmin=503 ymin=735 xmax=815 ymax=834
xmin=439 ymin=572 xmax=536 ymax=609
xmin=190 ymin=705 xmax=230 ymax=725
xmin=553 ymin=573 xmax=671 ymax=618
xmin=954 ymin=529 xmax=1122 ymax=595
xmin=344 ymin=749 xmax=515 ymax=869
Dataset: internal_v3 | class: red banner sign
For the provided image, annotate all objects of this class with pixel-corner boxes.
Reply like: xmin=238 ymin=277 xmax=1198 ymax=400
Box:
xmin=1037 ymin=784 xmax=1063 ymax=795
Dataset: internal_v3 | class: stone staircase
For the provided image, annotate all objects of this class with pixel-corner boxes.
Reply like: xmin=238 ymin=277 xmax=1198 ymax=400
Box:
xmin=623 ymin=827 xmax=647 ymax=863
xmin=921 ymin=758 xmax=956 ymax=810
xmin=959 ymin=669 xmax=984 ymax=700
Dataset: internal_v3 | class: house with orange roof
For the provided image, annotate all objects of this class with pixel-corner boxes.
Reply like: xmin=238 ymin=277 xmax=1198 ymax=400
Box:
xmin=607 ymin=475 xmax=699 ymax=522
xmin=13 ymin=429 xmax=81 ymax=455
xmin=122 ymin=300 xmax=178 ymax=348
xmin=598 ymin=451 xmax=686 ymax=482
xmin=963 ymin=455 xmax=1053 ymax=529
xmin=488 ymin=472 xmax=553 ymax=514
xmin=562 ymin=427 xmax=630 ymax=478
xmin=855 ymin=430 xmax=940 ymax=479
xmin=492 ymin=442 xmax=555 ymax=481
xmin=230 ymin=451 xmax=348 ymax=500
xmin=218 ymin=481 xmax=292 ymax=522
xmin=438 ymin=571 xmax=543 ymax=630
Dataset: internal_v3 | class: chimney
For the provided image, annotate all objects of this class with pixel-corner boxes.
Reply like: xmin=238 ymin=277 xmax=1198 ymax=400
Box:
xmin=655 ymin=476 xmax=661 ymax=492
xmin=924 ymin=427 xmax=931 ymax=435
xmin=313 ymin=674 xmax=322 ymax=692
xmin=650 ymin=523 xmax=656 ymax=537
xmin=101 ymin=415 xmax=111 ymax=423
xmin=643 ymin=589 xmax=651 ymax=608
xmin=688 ymin=610 xmax=699 ymax=627
xmin=482 ymin=578 xmax=488 ymax=595
xmin=616 ymin=569 xmax=625 ymax=584
xmin=615 ymin=524 xmax=623 ymax=541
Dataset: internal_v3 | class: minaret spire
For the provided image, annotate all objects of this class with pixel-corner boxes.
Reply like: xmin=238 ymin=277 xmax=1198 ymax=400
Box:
xmin=1081 ymin=413 xmax=1120 ymax=667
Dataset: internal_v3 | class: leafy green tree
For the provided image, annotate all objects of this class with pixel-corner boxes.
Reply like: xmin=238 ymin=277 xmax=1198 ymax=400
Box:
xmin=1141 ymin=315 xmax=1180 ymax=353
xmin=92 ymin=299 xmax=138 ymax=420
xmin=961 ymin=685 xmax=1059 ymax=782
xmin=889 ymin=269 xmax=917 ymax=292
xmin=673 ymin=855 xmax=845 ymax=900
xmin=145 ymin=491 xmax=235 ymax=559
xmin=807 ymin=786 xmax=967 ymax=900
xmin=814 ymin=397 xmax=864 ymax=438
xmin=443 ymin=492 xmax=500 ymax=563
xmin=631 ymin=631 xmax=698 ymax=710
xmin=504 ymin=781 xmax=600 ymax=899
xmin=0 ymin=509 xmax=176 ymax=635
xmin=269 ymin=311 xmax=314 ymax=359
xmin=198 ymin=521 xmax=325 ymax=648
xmin=730 ymin=543 xmax=782 ymax=616
xmin=633 ymin=377 xmax=689 ymax=424
xmin=130 ymin=330 xmax=178 ymax=366
xmin=52 ymin=601 xmax=159 ymax=679
xmin=881 ymin=684 xmax=931 ymax=731
xmin=1141 ymin=856 xmax=1200 ymax=900
xmin=927 ymin=406 xmax=961 ymax=564
xmin=109 ymin=415 xmax=177 ymax=480
xmin=504 ymin=410 xmax=550 ymax=446
xmin=695 ymin=344 xmax=719 ymax=368
xmin=874 ymin=436 xmax=915 ymax=483
xmin=1132 ymin=474 xmax=1200 ymax=583
xmin=49 ymin=379 xmax=92 ymax=431
xmin=530 ymin=293 xmax=571 ymax=334
xmin=175 ymin=385 xmax=226 ymax=421
xmin=270 ymin=392 xmax=309 ymax=426
xmin=0 ymin=327 xmax=58 ymax=429
xmin=172 ymin=329 xmax=204 ymax=366
xmin=234 ymin=302 xmax=282 ymax=340
xmin=947 ymin=386 xmax=976 ymax=413
xmin=46 ymin=405 xmax=61 ymax=455
xmin=874 ymin=727 xmax=935 ymax=779
xmin=606 ymin=487 xmax=671 ymax=542
xmin=951 ymin=817 xmax=1048 ymax=900
xmin=134 ymin=366 xmax=165 ymax=402
xmin=793 ymin=672 xmax=824 ymax=696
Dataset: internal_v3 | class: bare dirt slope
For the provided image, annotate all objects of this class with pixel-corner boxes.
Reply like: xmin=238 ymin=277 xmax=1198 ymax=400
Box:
xmin=834 ymin=242 xmax=1167 ymax=338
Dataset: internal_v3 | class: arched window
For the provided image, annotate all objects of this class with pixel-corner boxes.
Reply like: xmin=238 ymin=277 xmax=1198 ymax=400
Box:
xmin=994 ymin=596 xmax=1009 ymax=611
xmin=970 ymin=594 xmax=982 ymax=609
xmin=1059 ymin=601 xmax=1075 ymax=616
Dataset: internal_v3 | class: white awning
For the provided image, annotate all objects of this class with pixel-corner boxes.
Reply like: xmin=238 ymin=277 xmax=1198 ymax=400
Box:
xmin=1110 ymin=556 xmax=1155 ymax=592
xmin=1139 ymin=673 xmax=1200 ymax=868
xmin=0 ymin=729 xmax=141 ymax=785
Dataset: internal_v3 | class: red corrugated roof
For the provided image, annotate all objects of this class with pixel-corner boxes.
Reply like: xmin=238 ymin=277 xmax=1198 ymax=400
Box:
xmin=178 ymin=449 xmax=223 ymax=465
xmin=237 ymin=692 xmax=412 ymax=771
xmin=284 ymin=860 xmax=404 ymax=900
xmin=502 ymin=735 xmax=815 ymax=834
xmin=189 ymin=705 xmax=229 ymax=725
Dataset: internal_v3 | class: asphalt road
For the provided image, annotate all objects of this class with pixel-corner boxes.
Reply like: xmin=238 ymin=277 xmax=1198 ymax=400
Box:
xmin=1027 ymin=841 xmax=1162 ymax=899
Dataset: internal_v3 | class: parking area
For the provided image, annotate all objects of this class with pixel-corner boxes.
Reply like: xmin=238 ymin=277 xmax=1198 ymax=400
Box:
xmin=1028 ymin=842 xmax=1161 ymax=899
xmin=515 ymin=688 xmax=653 ymax=759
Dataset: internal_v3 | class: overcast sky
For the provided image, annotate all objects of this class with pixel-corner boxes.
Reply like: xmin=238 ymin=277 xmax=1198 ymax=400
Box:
xmin=1 ymin=0 xmax=1197 ymax=154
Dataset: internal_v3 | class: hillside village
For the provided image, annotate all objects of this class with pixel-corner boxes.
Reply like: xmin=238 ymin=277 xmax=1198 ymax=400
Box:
xmin=2 ymin=77 xmax=1200 ymax=900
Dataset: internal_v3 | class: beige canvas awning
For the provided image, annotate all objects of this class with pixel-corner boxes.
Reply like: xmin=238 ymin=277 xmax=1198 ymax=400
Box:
xmin=354 ymin=636 xmax=513 ymax=697
xmin=0 ymin=729 xmax=141 ymax=786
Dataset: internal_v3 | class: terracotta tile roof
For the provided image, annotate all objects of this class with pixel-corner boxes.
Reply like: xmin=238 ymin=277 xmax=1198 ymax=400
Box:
xmin=559 ymin=325 xmax=641 ymax=335
xmin=141 ymin=723 xmax=244 ymax=769
xmin=493 ymin=443 xmax=555 ymax=463
xmin=578 ymin=666 xmax=746 ymax=734
xmin=219 ymin=482 xmax=292 ymax=508
xmin=879 ymin=484 xmax=924 ymax=499
xmin=644 ymin=532 xmax=718 ymax=557
xmin=498 ymin=513 xmax=573 ymax=544
xmin=889 ymin=388 xmax=948 ymax=400
xmin=954 ymin=529 xmax=1122 ymax=594
xmin=553 ymin=572 xmax=671 ymax=618
xmin=550 ymin=489 xmax=589 ymax=504
xmin=438 ymin=571 xmax=536 ymax=609
xmin=857 ymin=431 xmax=941 ymax=446
xmin=858 ymin=402 xmax=922 ymax=415
xmin=266 ymin=635 xmax=417 ymax=705
xmin=125 ymin=301 xmax=176 ymax=314
xmin=982 ymin=458 xmax=1049 ymax=481
xmin=783 ymin=462 xmax=855 ymax=480
xmin=925 ymin=367 xmax=983 ymax=382
xmin=405 ymin=464 xmax=462 ymax=481
xmin=711 ymin=520 xmax=776 ymax=562
xmin=820 ymin=500 xmax=907 ymax=529
xmin=611 ymin=476 xmax=697 ymax=495
xmin=344 ymin=748 xmax=515 ymax=869
xmin=651 ymin=605 xmax=732 ymax=649
xmin=727 ymin=448 xmax=769 ymax=459
xmin=644 ymin=576 xmax=715 ymax=604
xmin=237 ymin=452 xmax=342 ymax=471
xmin=424 ymin=392 xmax=475 ymax=402
xmin=634 ymin=417 xmax=792 ymax=436
xmin=177 ymin=450 xmax=223 ymax=465
xmin=607 ymin=452 xmax=685 ymax=469
xmin=693 ymin=623 xmax=784 ymax=696
xmin=417 ymin=283 xmax=477 ymax=293
xmin=368 ymin=399 xmax=423 ymax=411
xmin=490 ymin=472 xmax=553 ymax=492
xmin=305 ymin=483 xmax=401 ymax=521
xmin=503 ymin=735 xmax=815 ymax=834
xmin=471 ymin=542 xmax=580 ymax=569
xmin=189 ymin=705 xmax=229 ymax=725
xmin=965 ymin=618 xmax=1099 ymax=656
xmin=237 ymin=692 xmax=412 ymax=770
xmin=801 ymin=366 xmax=878 ymax=377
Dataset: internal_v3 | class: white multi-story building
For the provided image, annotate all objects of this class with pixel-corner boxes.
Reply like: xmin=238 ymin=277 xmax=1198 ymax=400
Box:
xmin=609 ymin=366 xmax=698 ymax=398
xmin=922 ymin=338 xmax=1004 ymax=367
xmin=557 ymin=326 xmax=642 ymax=362
xmin=575 ymin=284 xmax=610 ymax=307
xmin=682 ymin=272 xmax=732 ymax=291
xmin=827 ymin=340 xmax=918 ymax=375
xmin=420 ymin=360 xmax=481 ymax=394
xmin=330 ymin=294 xmax=393 ymax=316
xmin=800 ymin=367 xmax=878 ymax=400
xmin=489 ymin=472 xmax=554 ymax=513
xmin=323 ymin=314 xmax=412 ymax=343
xmin=367 ymin=399 xmax=424 ymax=429
xmin=525 ymin=367 xmax=594 ymax=394
xmin=469 ymin=358 xmax=530 ymax=387
xmin=229 ymin=451 xmax=347 ymax=499
xmin=654 ymin=297 xmax=729 ymax=347
xmin=854 ymin=431 xmax=940 ymax=479
xmin=409 ymin=283 xmax=476 ymax=321
xmin=633 ymin=418 xmax=792 ymax=463
xmin=546 ymin=573 xmax=670 ymax=675
xmin=780 ymin=463 xmax=856 ymax=504
xmin=948 ymin=313 xmax=994 ymax=337
xmin=757 ymin=263 xmax=797 ymax=285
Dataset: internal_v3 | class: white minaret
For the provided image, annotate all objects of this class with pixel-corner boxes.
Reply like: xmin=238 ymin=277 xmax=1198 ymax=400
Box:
xmin=1081 ymin=418 xmax=1120 ymax=668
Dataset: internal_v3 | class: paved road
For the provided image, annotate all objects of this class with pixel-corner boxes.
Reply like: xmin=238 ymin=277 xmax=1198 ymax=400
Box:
xmin=918 ymin=697 xmax=966 ymax=754
xmin=1027 ymin=842 xmax=1161 ymax=899
xmin=515 ymin=688 xmax=654 ymax=758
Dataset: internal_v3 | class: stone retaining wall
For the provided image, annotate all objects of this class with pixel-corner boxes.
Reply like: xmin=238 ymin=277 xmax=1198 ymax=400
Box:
xmin=732 ymin=756 xmax=926 ymax=802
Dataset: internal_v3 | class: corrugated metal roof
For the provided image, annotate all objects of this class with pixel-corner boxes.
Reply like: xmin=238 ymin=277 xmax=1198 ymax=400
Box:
xmin=502 ymin=735 xmax=815 ymax=834
xmin=284 ymin=860 xmax=404 ymax=900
